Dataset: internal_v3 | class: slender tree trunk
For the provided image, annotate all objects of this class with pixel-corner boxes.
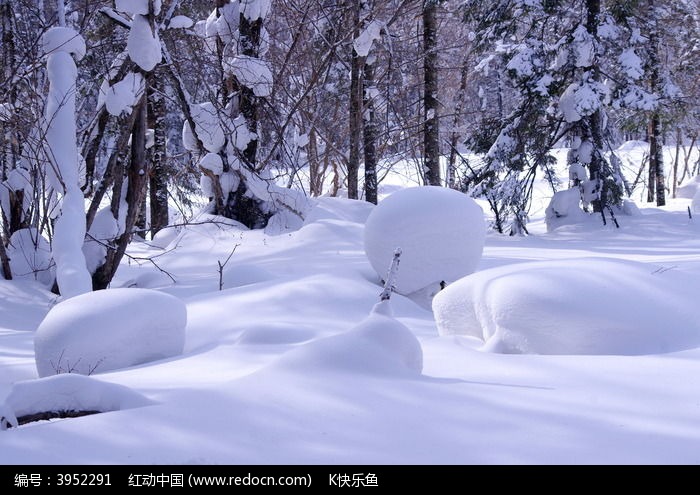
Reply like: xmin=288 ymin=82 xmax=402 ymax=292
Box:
xmin=308 ymin=127 xmax=322 ymax=196
xmin=348 ymin=0 xmax=363 ymax=199
xmin=672 ymin=127 xmax=681 ymax=198
xmin=647 ymin=3 xmax=665 ymax=207
xmin=363 ymin=59 xmax=378 ymax=204
xmin=148 ymin=72 xmax=169 ymax=236
xmin=585 ymin=0 xmax=605 ymax=213
xmin=680 ymin=134 xmax=696 ymax=184
xmin=423 ymin=0 xmax=440 ymax=186
xmin=447 ymin=56 xmax=470 ymax=189
xmin=647 ymin=121 xmax=656 ymax=203
xmin=650 ymin=114 xmax=665 ymax=206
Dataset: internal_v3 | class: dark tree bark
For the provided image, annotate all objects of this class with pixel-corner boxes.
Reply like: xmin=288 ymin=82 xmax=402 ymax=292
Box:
xmin=347 ymin=0 xmax=363 ymax=199
xmin=148 ymin=72 xmax=169 ymax=236
xmin=0 ymin=232 xmax=11 ymax=280
xmin=236 ymin=15 xmax=262 ymax=168
xmin=646 ymin=0 xmax=665 ymax=207
xmin=363 ymin=57 xmax=377 ymax=204
xmin=649 ymin=114 xmax=665 ymax=206
xmin=584 ymin=0 xmax=606 ymax=213
xmin=447 ymin=55 xmax=470 ymax=189
xmin=423 ymin=0 xmax=440 ymax=186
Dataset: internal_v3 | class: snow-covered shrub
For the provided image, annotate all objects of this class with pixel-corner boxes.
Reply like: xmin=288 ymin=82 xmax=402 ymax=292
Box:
xmin=364 ymin=186 xmax=485 ymax=295
xmin=0 ymin=374 xmax=151 ymax=430
xmin=544 ymin=188 xmax=588 ymax=231
xmin=35 ymin=288 xmax=187 ymax=377
xmin=433 ymin=258 xmax=700 ymax=355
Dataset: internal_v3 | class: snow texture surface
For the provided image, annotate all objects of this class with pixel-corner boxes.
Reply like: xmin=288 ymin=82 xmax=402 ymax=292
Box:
xmin=40 ymin=27 xmax=86 ymax=60
xmin=676 ymin=175 xmax=700 ymax=199
xmin=364 ymin=186 xmax=486 ymax=295
xmin=240 ymin=0 xmax=271 ymax=21
xmin=169 ymin=15 xmax=193 ymax=29
xmin=102 ymin=72 xmax=145 ymax=117
xmin=127 ymin=14 xmax=161 ymax=72
xmin=433 ymin=258 xmax=700 ymax=355
xmin=354 ymin=20 xmax=383 ymax=57
xmin=225 ymin=56 xmax=273 ymax=98
xmin=34 ymin=289 xmax=186 ymax=377
xmin=116 ymin=0 xmax=161 ymax=16
xmin=189 ymin=103 xmax=225 ymax=153
xmin=199 ymin=153 xmax=224 ymax=176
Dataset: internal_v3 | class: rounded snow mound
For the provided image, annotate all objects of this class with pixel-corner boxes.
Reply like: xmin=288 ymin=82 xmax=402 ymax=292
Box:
xmin=364 ymin=186 xmax=485 ymax=295
xmin=676 ymin=175 xmax=700 ymax=200
xmin=1 ymin=374 xmax=150 ymax=430
xmin=433 ymin=258 xmax=700 ymax=355
xmin=35 ymin=288 xmax=187 ymax=377
xmin=41 ymin=27 xmax=86 ymax=60
xmin=276 ymin=301 xmax=422 ymax=375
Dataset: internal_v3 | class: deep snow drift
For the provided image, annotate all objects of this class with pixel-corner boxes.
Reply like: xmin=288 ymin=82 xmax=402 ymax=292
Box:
xmin=34 ymin=288 xmax=186 ymax=377
xmin=2 ymin=146 xmax=700 ymax=463
xmin=433 ymin=257 xmax=700 ymax=355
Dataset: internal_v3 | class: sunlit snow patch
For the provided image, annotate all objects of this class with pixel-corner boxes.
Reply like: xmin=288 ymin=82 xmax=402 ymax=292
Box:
xmin=433 ymin=258 xmax=700 ymax=355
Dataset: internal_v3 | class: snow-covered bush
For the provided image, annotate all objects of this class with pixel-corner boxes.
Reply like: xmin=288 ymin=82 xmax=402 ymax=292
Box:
xmin=364 ymin=186 xmax=485 ymax=295
xmin=544 ymin=188 xmax=588 ymax=231
xmin=0 ymin=374 xmax=150 ymax=430
xmin=433 ymin=258 xmax=700 ymax=355
xmin=35 ymin=288 xmax=187 ymax=377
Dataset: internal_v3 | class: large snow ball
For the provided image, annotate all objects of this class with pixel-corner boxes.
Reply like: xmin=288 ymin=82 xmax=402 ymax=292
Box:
xmin=364 ymin=186 xmax=486 ymax=295
xmin=433 ymin=258 xmax=700 ymax=355
xmin=35 ymin=288 xmax=187 ymax=377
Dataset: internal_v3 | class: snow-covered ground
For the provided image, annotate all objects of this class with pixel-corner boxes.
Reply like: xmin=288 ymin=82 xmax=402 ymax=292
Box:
xmin=2 ymin=143 xmax=700 ymax=464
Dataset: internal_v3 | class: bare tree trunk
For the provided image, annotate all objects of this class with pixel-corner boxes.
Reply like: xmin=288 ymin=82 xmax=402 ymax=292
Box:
xmin=423 ymin=0 xmax=440 ymax=186
xmin=647 ymin=122 xmax=656 ymax=203
xmin=308 ymin=127 xmax=322 ymax=196
xmin=672 ymin=127 xmax=681 ymax=198
xmin=585 ymin=0 xmax=606 ymax=213
xmin=679 ymin=134 xmax=697 ymax=184
xmin=148 ymin=71 xmax=169 ymax=236
xmin=363 ymin=59 xmax=378 ymax=204
xmin=348 ymin=0 xmax=363 ymax=199
xmin=447 ymin=56 xmax=470 ymax=189
xmin=650 ymin=114 xmax=665 ymax=206
xmin=647 ymin=3 xmax=665 ymax=207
